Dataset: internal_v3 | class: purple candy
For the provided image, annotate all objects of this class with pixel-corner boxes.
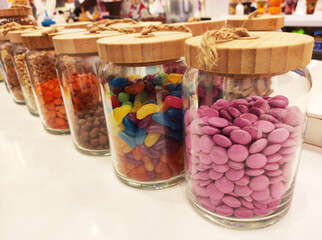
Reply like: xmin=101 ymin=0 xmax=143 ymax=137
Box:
xmin=146 ymin=122 xmax=169 ymax=134
xmin=138 ymin=115 xmax=153 ymax=129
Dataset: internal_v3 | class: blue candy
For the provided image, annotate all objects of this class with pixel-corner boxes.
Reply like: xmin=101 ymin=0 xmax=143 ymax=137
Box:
xmin=146 ymin=100 xmax=157 ymax=105
xmin=110 ymin=77 xmax=129 ymax=88
xmin=166 ymin=83 xmax=176 ymax=92
xmin=118 ymin=131 xmax=136 ymax=148
xmin=152 ymin=112 xmax=172 ymax=128
xmin=135 ymin=128 xmax=147 ymax=145
xmin=175 ymin=83 xmax=182 ymax=91
xmin=170 ymin=120 xmax=183 ymax=131
xmin=165 ymin=108 xmax=183 ymax=121
xmin=166 ymin=130 xmax=183 ymax=141
xmin=152 ymin=75 xmax=162 ymax=86
xmin=122 ymin=116 xmax=137 ymax=137
xmin=170 ymin=90 xmax=182 ymax=98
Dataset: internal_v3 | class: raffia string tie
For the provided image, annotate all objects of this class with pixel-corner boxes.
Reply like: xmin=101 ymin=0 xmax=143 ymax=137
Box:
xmin=1 ymin=23 xmax=37 ymax=35
xmin=92 ymin=18 xmax=137 ymax=27
xmin=199 ymin=26 xmax=251 ymax=71
xmin=248 ymin=10 xmax=259 ymax=20
xmin=41 ymin=27 xmax=59 ymax=36
xmin=188 ymin=17 xmax=201 ymax=22
xmin=140 ymin=24 xmax=191 ymax=37
xmin=88 ymin=25 xmax=135 ymax=34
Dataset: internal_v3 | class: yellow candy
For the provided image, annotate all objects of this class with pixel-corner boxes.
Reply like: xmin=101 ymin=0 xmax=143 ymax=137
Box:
xmin=131 ymin=100 xmax=142 ymax=113
xmin=145 ymin=161 xmax=154 ymax=171
xmin=113 ymin=105 xmax=131 ymax=124
xmin=168 ymin=73 xmax=183 ymax=83
xmin=136 ymin=104 xmax=160 ymax=120
xmin=128 ymin=74 xmax=141 ymax=82
xmin=123 ymin=144 xmax=132 ymax=153
xmin=144 ymin=133 xmax=161 ymax=147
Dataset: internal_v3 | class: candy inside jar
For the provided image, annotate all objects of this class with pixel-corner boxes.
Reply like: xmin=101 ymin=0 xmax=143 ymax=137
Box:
xmin=97 ymin=30 xmax=192 ymax=189
xmin=101 ymin=65 xmax=185 ymax=187
xmin=183 ymin=30 xmax=314 ymax=229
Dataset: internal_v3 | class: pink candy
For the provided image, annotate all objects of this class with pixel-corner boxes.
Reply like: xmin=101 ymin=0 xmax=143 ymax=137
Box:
xmin=186 ymin=95 xmax=303 ymax=219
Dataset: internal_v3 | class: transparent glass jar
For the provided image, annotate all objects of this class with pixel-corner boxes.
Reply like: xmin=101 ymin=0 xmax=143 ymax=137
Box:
xmin=0 ymin=41 xmax=25 ymax=103
xmin=183 ymin=31 xmax=314 ymax=229
xmin=56 ymin=54 xmax=110 ymax=155
xmin=12 ymin=43 xmax=38 ymax=115
xmin=25 ymin=49 xmax=69 ymax=134
xmin=99 ymin=60 xmax=185 ymax=189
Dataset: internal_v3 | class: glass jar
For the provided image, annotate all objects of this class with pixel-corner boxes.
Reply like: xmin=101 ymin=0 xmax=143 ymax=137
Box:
xmin=53 ymin=31 xmax=122 ymax=154
xmin=25 ymin=49 xmax=69 ymax=134
xmin=183 ymin=31 xmax=314 ymax=229
xmin=97 ymin=31 xmax=192 ymax=189
xmin=56 ymin=54 xmax=109 ymax=155
xmin=10 ymin=35 xmax=38 ymax=115
xmin=0 ymin=41 xmax=25 ymax=103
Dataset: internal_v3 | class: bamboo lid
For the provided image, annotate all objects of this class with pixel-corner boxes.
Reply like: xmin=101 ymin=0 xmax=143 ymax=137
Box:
xmin=185 ymin=31 xmax=314 ymax=77
xmin=227 ymin=15 xmax=284 ymax=31
xmin=52 ymin=21 xmax=92 ymax=29
xmin=170 ymin=20 xmax=225 ymax=36
xmin=22 ymin=28 xmax=86 ymax=50
xmin=53 ymin=30 xmax=124 ymax=54
xmin=7 ymin=27 xmax=43 ymax=43
xmin=0 ymin=8 xmax=32 ymax=17
xmin=97 ymin=31 xmax=192 ymax=64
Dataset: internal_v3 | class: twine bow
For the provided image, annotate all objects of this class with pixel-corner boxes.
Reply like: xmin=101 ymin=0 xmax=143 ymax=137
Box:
xmin=140 ymin=24 xmax=191 ymax=36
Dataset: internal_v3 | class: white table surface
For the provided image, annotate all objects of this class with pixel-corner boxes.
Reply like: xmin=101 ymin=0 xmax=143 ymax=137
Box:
xmin=1 ymin=81 xmax=322 ymax=240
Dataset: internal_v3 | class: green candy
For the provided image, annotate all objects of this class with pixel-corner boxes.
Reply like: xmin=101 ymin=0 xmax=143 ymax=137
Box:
xmin=135 ymin=90 xmax=148 ymax=103
xmin=118 ymin=92 xmax=130 ymax=103
xmin=122 ymin=101 xmax=133 ymax=107
xmin=160 ymin=72 xmax=169 ymax=84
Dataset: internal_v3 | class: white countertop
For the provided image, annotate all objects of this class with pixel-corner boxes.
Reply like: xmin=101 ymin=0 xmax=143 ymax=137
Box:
xmin=1 ymin=81 xmax=322 ymax=240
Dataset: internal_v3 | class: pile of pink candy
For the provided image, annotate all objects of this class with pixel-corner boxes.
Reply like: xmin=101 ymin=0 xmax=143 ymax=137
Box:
xmin=185 ymin=95 xmax=303 ymax=218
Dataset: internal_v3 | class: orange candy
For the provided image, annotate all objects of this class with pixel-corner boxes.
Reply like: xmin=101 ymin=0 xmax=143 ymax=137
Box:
xmin=36 ymin=78 xmax=69 ymax=130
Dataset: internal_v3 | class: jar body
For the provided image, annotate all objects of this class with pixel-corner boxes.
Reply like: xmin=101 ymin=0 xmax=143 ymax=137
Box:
xmin=56 ymin=54 xmax=109 ymax=156
xmin=99 ymin=60 xmax=185 ymax=189
xmin=12 ymin=43 xmax=38 ymax=115
xmin=25 ymin=49 xmax=69 ymax=134
xmin=0 ymin=42 xmax=25 ymax=103
xmin=183 ymin=67 xmax=311 ymax=229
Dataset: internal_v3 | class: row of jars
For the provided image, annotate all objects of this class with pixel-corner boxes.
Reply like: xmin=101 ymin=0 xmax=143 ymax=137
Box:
xmin=0 ymin=18 xmax=314 ymax=229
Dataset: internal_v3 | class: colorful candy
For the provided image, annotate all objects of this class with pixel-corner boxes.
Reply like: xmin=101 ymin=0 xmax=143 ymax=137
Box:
xmin=104 ymin=69 xmax=185 ymax=183
xmin=137 ymin=104 xmax=160 ymax=120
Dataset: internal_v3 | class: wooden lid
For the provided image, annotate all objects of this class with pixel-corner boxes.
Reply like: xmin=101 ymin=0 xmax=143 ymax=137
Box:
xmin=227 ymin=15 xmax=284 ymax=31
xmin=22 ymin=28 xmax=86 ymax=50
xmin=53 ymin=30 xmax=124 ymax=54
xmin=0 ymin=8 xmax=32 ymax=17
xmin=185 ymin=31 xmax=314 ymax=76
xmin=51 ymin=21 xmax=92 ymax=29
xmin=7 ymin=27 xmax=43 ymax=43
xmin=170 ymin=20 xmax=225 ymax=36
xmin=97 ymin=31 xmax=192 ymax=64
